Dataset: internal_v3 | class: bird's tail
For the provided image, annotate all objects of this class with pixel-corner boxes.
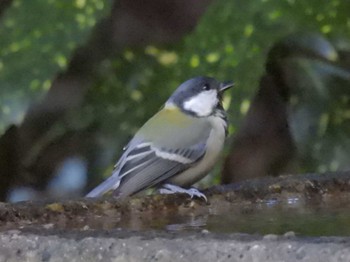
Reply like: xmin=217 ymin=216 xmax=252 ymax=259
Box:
xmin=85 ymin=175 xmax=121 ymax=198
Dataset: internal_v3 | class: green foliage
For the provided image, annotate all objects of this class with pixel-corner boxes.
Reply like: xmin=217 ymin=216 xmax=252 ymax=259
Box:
xmin=86 ymin=0 xmax=350 ymax=181
xmin=0 ymin=0 xmax=110 ymax=132
xmin=1 ymin=0 xmax=350 ymax=184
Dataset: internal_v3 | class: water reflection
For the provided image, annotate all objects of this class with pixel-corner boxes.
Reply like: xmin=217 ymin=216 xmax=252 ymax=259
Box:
xmin=264 ymin=198 xmax=279 ymax=208
xmin=28 ymin=194 xmax=350 ymax=237
xmin=166 ymin=215 xmax=207 ymax=231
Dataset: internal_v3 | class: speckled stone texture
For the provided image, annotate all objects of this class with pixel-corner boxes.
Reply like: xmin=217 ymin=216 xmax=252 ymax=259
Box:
xmin=0 ymin=230 xmax=350 ymax=262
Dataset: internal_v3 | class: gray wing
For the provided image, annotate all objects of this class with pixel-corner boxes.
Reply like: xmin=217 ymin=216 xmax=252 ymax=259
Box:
xmin=113 ymin=138 xmax=206 ymax=197
xmin=85 ymin=138 xmax=206 ymax=198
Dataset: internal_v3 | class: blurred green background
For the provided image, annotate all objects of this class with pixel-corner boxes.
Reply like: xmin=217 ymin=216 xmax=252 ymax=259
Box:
xmin=0 ymin=0 xmax=349 ymax=201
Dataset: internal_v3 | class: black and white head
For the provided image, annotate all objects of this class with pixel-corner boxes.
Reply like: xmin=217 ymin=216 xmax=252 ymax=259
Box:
xmin=165 ymin=76 xmax=234 ymax=117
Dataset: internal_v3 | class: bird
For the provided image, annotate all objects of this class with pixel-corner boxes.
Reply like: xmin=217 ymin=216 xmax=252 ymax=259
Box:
xmin=86 ymin=76 xmax=234 ymax=200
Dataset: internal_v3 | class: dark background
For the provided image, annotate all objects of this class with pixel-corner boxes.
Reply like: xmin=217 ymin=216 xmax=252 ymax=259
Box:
xmin=0 ymin=0 xmax=349 ymax=202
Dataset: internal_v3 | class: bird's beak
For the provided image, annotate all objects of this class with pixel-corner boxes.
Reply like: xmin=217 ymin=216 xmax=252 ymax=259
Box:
xmin=219 ymin=81 xmax=234 ymax=93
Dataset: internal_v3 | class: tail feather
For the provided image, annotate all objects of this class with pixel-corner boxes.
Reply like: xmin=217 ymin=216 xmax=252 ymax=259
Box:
xmin=85 ymin=175 xmax=121 ymax=198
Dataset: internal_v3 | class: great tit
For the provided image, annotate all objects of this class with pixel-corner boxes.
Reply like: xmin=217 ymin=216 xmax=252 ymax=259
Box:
xmin=86 ymin=76 xmax=234 ymax=200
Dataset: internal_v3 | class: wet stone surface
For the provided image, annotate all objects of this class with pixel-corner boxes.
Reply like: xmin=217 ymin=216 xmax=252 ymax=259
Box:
xmin=1 ymin=171 xmax=350 ymax=261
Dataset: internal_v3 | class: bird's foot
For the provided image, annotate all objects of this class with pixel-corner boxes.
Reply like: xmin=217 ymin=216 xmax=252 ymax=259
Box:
xmin=159 ymin=183 xmax=207 ymax=202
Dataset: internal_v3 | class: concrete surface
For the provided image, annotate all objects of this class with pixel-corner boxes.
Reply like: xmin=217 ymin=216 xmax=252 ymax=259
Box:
xmin=0 ymin=230 xmax=350 ymax=262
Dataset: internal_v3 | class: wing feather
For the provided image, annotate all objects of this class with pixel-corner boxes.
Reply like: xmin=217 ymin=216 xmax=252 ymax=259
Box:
xmin=87 ymin=110 xmax=212 ymax=198
xmin=113 ymin=141 xmax=206 ymax=197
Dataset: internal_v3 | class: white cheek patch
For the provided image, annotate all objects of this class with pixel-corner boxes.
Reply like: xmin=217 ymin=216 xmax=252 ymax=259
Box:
xmin=183 ymin=90 xmax=218 ymax=117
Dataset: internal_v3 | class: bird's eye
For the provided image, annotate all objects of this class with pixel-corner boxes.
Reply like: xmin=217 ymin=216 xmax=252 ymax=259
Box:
xmin=202 ymin=84 xmax=210 ymax=91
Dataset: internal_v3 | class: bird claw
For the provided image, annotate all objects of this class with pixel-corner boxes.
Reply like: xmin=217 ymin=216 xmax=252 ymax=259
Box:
xmin=159 ymin=184 xmax=207 ymax=202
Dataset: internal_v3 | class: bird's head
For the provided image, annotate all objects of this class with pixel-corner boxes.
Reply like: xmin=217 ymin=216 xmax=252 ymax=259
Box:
xmin=165 ymin=76 xmax=234 ymax=117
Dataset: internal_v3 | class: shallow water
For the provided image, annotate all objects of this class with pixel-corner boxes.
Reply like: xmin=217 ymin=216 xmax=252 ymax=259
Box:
xmin=79 ymin=196 xmax=350 ymax=236
xmin=203 ymin=199 xmax=350 ymax=236
xmin=4 ymin=172 xmax=350 ymax=237
xmin=129 ymin=196 xmax=350 ymax=236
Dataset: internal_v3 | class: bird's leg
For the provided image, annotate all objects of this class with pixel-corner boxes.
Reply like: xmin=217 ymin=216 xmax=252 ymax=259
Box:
xmin=159 ymin=183 xmax=207 ymax=202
